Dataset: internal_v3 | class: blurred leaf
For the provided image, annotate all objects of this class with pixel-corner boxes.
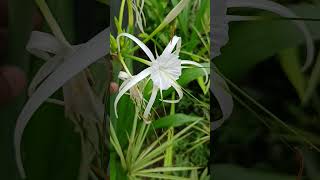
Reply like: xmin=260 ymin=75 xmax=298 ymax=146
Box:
xmin=152 ymin=114 xmax=202 ymax=129
xmin=110 ymin=152 xmax=128 ymax=180
xmin=303 ymin=51 xmax=320 ymax=104
xmin=302 ymin=149 xmax=320 ymax=180
xmin=1 ymin=0 xmax=34 ymax=179
xmin=212 ymin=164 xmax=298 ymax=180
xmin=215 ymin=4 xmax=320 ymax=80
xmin=23 ymin=104 xmax=80 ymax=180
xmin=279 ymin=48 xmax=306 ymax=101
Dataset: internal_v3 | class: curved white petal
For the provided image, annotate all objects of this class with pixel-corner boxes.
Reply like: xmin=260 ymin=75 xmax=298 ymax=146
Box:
xmin=162 ymin=80 xmax=183 ymax=103
xmin=14 ymin=27 xmax=110 ymax=178
xmin=27 ymin=55 xmax=63 ymax=96
xmin=227 ymin=0 xmax=314 ymax=70
xmin=181 ymin=60 xmax=209 ymax=83
xmin=114 ymin=67 xmax=152 ymax=118
xmin=118 ymin=71 xmax=131 ymax=81
xmin=26 ymin=32 xmax=67 ymax=96
xmin=117 ymin=33 xmax=155 ymax=62
xmin=162 ymin=36 xmax=181 ymax=56
xmin=143 ymin=85 xmax=159 ymax=118
xmin=26 ymin=31 xmax=65 ymax=60
xmin=211 ymin=69 xmax=234 ymax=131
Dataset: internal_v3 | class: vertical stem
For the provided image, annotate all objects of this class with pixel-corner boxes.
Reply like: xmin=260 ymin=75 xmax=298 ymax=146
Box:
xmin=35 ymin=0 xmax=71 ymax=47
xmin=118 ymin=53 xmax=132 ymax=76
xmin=118 ymin=0 xmax=126 ymax=33
xmin=126 ymin=0 xmax=134 ymax=33
xmin=164 ymin=93 xmax=175 ymax=170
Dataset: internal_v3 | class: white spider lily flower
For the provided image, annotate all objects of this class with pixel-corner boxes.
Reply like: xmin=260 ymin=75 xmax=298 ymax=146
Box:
xmin=212 ymin=0 xmax=314 ymax=70
xmin=14 ymin=27 xmax=110 ymax=178
xmin=114 ymin=33 xmax=208 ymax=119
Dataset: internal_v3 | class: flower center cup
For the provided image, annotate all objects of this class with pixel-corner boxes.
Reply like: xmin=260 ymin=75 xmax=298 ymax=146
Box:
xmin=150 ymin=53 xmax=182 ymax=90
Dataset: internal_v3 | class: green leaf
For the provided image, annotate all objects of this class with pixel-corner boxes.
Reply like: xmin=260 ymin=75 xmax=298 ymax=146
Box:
xmin=215 ymin=4 xmax=320 ymax=80
xmin=152 ymin=114 xmax=202 ymax=129
xmin=23 ymin=104 xmax=81 ymax=180
xmin=303 ymin=150 xmax=320 ymax=180
xmin=279 ymin=48 xmax=306 ymax=101
xmin=110 ymin=152 xmax=128 ymax=180
xmin=303 ymin=51 xmax=320 ymax=104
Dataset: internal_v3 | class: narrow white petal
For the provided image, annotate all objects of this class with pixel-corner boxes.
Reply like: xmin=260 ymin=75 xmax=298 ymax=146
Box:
xmin=14 ymin=27 xmax=110 ymax=178
xmin=162 ymin=36 xmax=181 ymax=56
xmin=211 ymin=69 xmax=233 ymax=131
xmin=181 ymin=60 xmax=209 ymax=83
xmin=27 ymin=55 xmax=63 ymax=96
xmin=143 ymin=85 xmax=159 ymax=118
xmin=227 ymin=0 xmax=314 ymax=70
xmin=117 ymin=33 xmax=155 ymax=61
xmin=114 ymin=67 xmax=152 ymax=118
xmin=162 ymin=80 xmax=183 ymax=103
xmin=118 ymin=71 xmax=131 ymax=81
xmin=26 ymin=31 xmax=65 ymax=60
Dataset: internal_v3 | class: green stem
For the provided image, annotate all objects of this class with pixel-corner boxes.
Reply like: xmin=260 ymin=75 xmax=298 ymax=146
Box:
xmin=180 ymin=50 xmax=209 ymax=62
xmin=123 ymin=54 xmax=151 ymax=66
xmin=35 ymin=0 xmax=70 ymax=47
xmin=118 ymin=53 xmax=132 ymax=76
xmin=170 ymin=93 xmax=175 ymax=114
xmin=127 ymin=0 xmax=134 ymax=33
xmin=130 ymin=23 xmax=166 ymax=53
xmin=118 ymin=0 xmax=126 ymax=33
xmin=164 ymin=93 xmax=176 ymax=169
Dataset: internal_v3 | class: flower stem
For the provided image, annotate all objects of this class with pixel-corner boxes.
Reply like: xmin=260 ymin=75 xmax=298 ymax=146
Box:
xmin=164 ymin=93 xmax=175 ymax=169
xmin=123 ymin=54 xmax=151 ymax=66
xmin=35 ymin=0 xmax=71 ymax=48
xmin=127 ymin=0 xmax=134 ymax=33
xmin=118 ymin=0 xmax=126 ymax=33
xmin=118 ymin=53 xmax=132 ymax=76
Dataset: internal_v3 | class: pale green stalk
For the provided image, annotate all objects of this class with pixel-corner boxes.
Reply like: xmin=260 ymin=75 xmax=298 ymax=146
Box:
xmin=164 ymin=93 xmax=176 ymax=169
xmin=118 ymin=0 xmax=126 ymax=33
xmin=127 ymin=0 xmax=134 ymax=33
xmin=123 ymin=54 xmax=151 ymax=66
xmin=35 ymin=0 xmax=71 ymax=48
xmin=118 ymin=53 xmax=132 ymax=76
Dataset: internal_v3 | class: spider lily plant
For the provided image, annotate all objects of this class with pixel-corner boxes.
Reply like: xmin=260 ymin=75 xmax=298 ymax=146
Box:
xmin=110 ymin=0 xmax=209 ymax=123
xmin=211 ymin=0 xmax=316 ymax=130
xmin=14 ymin=0 xmax=109 ymax=179
xmin=114 ymin=33 xmax=208 ymax=122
